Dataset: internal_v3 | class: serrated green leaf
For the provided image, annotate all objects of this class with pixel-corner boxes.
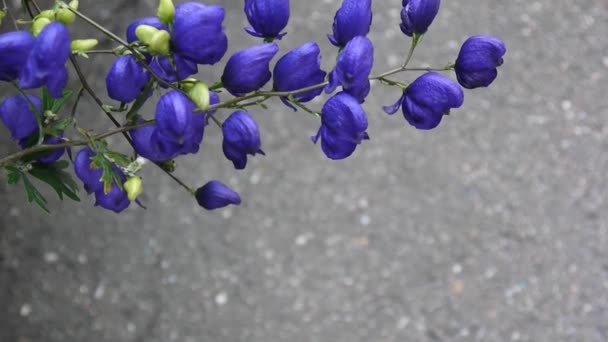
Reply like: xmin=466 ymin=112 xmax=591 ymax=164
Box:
xmin=22 ymin=174 xmax=50 ymax=214
xmin=28 ymin=163 xmax=80 ymax=203
xmin=54 ymin=160 xmax=70 ymax=170
xmin=50 ymin=90 xmax=74 ymax=113
xmin=42 ymin=87 xmax=53 ymax=112
xmin=104 ymin=151 xmax=131 ymax=168
xmin=5 ymin=166 xmax=22 ymax=185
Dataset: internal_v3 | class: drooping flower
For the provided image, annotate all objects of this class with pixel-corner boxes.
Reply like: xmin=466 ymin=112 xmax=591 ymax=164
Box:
xmin=325 ymin=36 xmax=374 ymax=103
xmin=400 ymin=0 xmax=441 ymax=37
xmin=94 ymin=179 xmax=131 ymax=213
xmin=74 ymin=147 xmax=104 ymax=193
xmin=155 ymin=91 xmax=198 ymax=143
xmin=149 ymin=54 xmax=198 ymax=84
xmin=221 ymin=43 xmax=279 ymax=96
xmin=455 ymin=35 xmax=506 ymax=89
xmin=383 ymin=72 xmax=464 ymax=130
xmin=0 ymin=31 xmax=35 ymax=82
xmin=328 ymin=0 xmax=372 ymax=47
xmin=172 ymin=2 xmax=228 ymax=65
xmin=273 ymin=42 xmax=326 ymax=109
xmin=106 ymin=55 xmax=150 ymax=103
xmin=244 ymin=0 xmax=290 ymax=40
xmin=195 ymin=180 xmax=241 ymax=210
xmin=0 ymin=94 xmax=41 ymax=141
xmin=222 ymin=111 xmax=264 ymax=169
xmin=312 ymin=92 xmax=369 ymax=160
xmin=19 ymin=22 xmax=71 ymax=98
xmin=131 ymin=123 xmax=181 ymax=162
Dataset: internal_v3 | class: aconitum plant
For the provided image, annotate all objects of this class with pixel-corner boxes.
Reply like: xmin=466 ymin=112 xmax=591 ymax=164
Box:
xmin=0 ymin=0 xmax=506 ymax=213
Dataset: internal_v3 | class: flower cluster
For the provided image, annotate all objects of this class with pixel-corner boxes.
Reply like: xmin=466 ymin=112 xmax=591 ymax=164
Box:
xmin=0 ymin=0 xmax=506 ymax=214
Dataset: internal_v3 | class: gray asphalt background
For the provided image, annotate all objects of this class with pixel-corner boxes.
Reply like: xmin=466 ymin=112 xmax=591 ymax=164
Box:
xmin=1 ymin=0 xmax=608 ymax=341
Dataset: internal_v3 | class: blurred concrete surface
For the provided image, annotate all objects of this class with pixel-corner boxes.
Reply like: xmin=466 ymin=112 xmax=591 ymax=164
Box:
xmin=1 ymin=0 xmax=608 ymax=341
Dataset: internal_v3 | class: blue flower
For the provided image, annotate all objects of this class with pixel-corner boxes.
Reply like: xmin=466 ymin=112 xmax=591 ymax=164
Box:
xmin=0 ymin=31 xmax=35 ymax=82
xmin=74 ymin=147 xmax=104 ymax=193
xmin=0 ymin=94 xmax=41 ymax=141
xmin=244 ymin=0 xmax=290 ymax=40
xmin=106 ymin=55 xmax=150 ymax=103
xmin=325 ymin=36 xmax=374 ymax=103
xmin=172 ymin=2 xmax=228 ymax=65
xmin=222 ymin=111 xmax=264 ymax=169
xmin=155 ymin=91 xmax=198 ymax=144
xmin=221 ymin=43 xmax=279 ymax=96
xmin=312 ymin=92 xmax=369 ymax=160
xmin=383 ymin=72 xmax=463 ymax=130
xmin=131 ymin=123 xmax=181 ymax=162
xmin=328 ymin=0 xmax=372 ymax=47
xmin=195 ymin=180 xmax=241 ymax=210
xmin=36 ymin=136 xmax=65 ymax=165
xmin=19 ymin=22 xmax=71 ymax=98
xmin=455 ymin=35 xmax=506 ymax=89
xmin=149 ymin=54 xmax=198 ymax=84
xmin=273 ymin=42 xmax=326 ymax=110
xmin=400 ymin=0 xmax=441 ymax=37
xmin=94 ymin=179 xmax=131 ymax=213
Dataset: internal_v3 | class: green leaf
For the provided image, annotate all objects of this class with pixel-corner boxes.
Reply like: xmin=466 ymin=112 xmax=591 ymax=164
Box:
xmin=50 ymin=90 xmax=74 ymax=113
xmin=41 ymin=87 xmax=54 ymax=112
xmin=28 ymin=163 xmax=80 ymax=203
xmin=5 ymin=166 xmax=22 ymax=185
xmin=104 ymin=151 xmax=131 ymax=168
xmin=22 ymin=174 xmax=50 ymax=214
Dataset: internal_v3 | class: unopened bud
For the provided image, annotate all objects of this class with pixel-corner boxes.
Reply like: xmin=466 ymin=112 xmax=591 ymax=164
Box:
xmin=135 ymin=25 xmax=170 ymax=55
xmin=124 ymin=176 xmax=143 ymax=202
xmin=0 ymin=10 xmax=5 ymax=26
xmin=157 ymin=0 xmax=175 ymax=25
xmin=38 ymin=10 xmax=55 ymax=20
xmin=135 ymin=24 xmax=158 ymax=43
xmin=68 ymin=0 xmax=79 ymax=10
xmin=188 ymin=82 xmax=210 ymax=111
xmin=32 ymin=17 xmax=51 ymax=37
xmin=56 ymin=8 xmax=76 ymax=25
xmin=71 ymin=39 xmax=98 ymax=53
xmin=181 ymin=78 xmax=198 ymax=91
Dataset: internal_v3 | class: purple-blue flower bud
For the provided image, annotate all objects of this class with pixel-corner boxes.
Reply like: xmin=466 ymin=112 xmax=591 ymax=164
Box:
xmin=195 ymin=180 xmax=241 ymax=210
xmin=221 ymin=43 xmax=279 ymax=96
xmin=328 ymin=0 xmax=372 ymax=47
xmin=312 ymin=92 xmax=369 ymax=160
xmin=0 ymin=31 xmax=35 ymax=82
xmin=131 ymin=123 xmax=181 ymax=162
xmin=155 ymin=91 xmax=198 ymax=144
xmin=172 ymin=2 xmax=228 ymax=65
xmin=455 ymin=35 xmax=506 ymax=89
xmin=19 ymin=22 xmax=71 ymax=98
xmin=383 ymin=72 xmax=464 ymax=130
xmin=244 ymin=0 xmax=290 ymax=40
xmin=94 ymin=181 xmax=130 ymax=213
xmin=273 ymin=42 xmax=326 ymax=109
xmin=400 ymin=0 xmax=440 ymax=37
xmin=74 ymin=147 xmax=104 ymax=193
xmin=222 ymin=111 xmax=265 ymax=170
xmin=106 ymin=55 xmax=150 ymax=103
xmin=149 ymin=54 xmax=198 ymax=84
xmin=325 ymin=36 xmax=374 ymax=103
xmin=0 ymin=95 xmax=41 ymax=141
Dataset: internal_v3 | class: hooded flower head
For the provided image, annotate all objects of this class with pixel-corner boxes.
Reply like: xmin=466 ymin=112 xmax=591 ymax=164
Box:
xmin=244 ymin=0 xmax=290 ymax=40
xmin=221 ymin=43 xmax=279 ymax=96
xmin=325 ymin=36 xmax=374 ymax=103
xmin=222 ymin=111 xmax=265 ymax=169
xmin=149 ymin=54 xmax=198 ymax=84
xmin=172 ymin=2 xmax=228 ymax=65
xmin=195 ymin=180 xmax=241 ymax=210
xmin=312 ymin=92 xmax=369 ymax=160
xmin=106 ymin=55 xmax=150 ymax=103
xmin=328 ymin=0 xmax=372 ymax=47
xmin=0 ymin=31 xmax=35 ymax=81
xmin=455 ymin=35 xmax=506 ymax=89
xmin=155 ymin=91 xmax=198 ymax=143
xmin=400 ymin=0 xmax=441 ymax=37
xmin=383 ymin=72 xmax=464 ymax=130
xmin=0 ymin=94 xmax=41 ymax=141
xmin=19 ymin=22 xmax=71 ymax=98
xmin=94 ymin=177 xmax=131 ymax=213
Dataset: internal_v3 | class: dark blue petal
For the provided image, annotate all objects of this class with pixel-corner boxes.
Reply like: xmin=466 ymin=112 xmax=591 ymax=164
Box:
xmin=331 ymin=36 xmax=374 ymax=103
xmin=329 ymin=0 xmax=372 ymax=47
xmin=221 ymin=43 xmax=279 ymax=96
xmin=273 ymin=42 xmax=326 ymax=104
xmin=382 ymin=94 xmax=405 ymax=115
xmin=0 ymin=31 xmax=35 ymax=82
xmin=319 ymin=126 xmax=357 ymax=160
xmin=155 ymin=91 xmax=197 ymax=143
xmin=401 ymin=95 xmax=444 ymax=129
xmin=195 ymin=180 xmax=241 ymax=210
xmin=36 ymin=136 xmax=65 ymax=164
xmin=455 ymin=35 xmax=506 ymax=89
xmin=222 ymin=111 xmax=263 ymax=170
xmin=149 ymin=55 xmax=198 ymax=84
xmin=0 ymin=95 xmax=41 ymax=140
xmin=74 ymin=147 xmax=104 ymax=193
xmin=131 ymin=122 xmax=181 ymax=162
xmin=95 ymin=183 xmax=130 ymax=213
xmin=400 ymin=0 xmax=441 ymax=37
xmin=19 ymin=23 xmax=71 ymax=98
xmin=321 ymin=92 xmax=368 ymax=142
xmin=244 ymin=0 xmax=290 ymax=39
xmin=106 ymin=55 xmax=150 ymax=103
xmin=172 ymin=3 xmax=228 ymax=65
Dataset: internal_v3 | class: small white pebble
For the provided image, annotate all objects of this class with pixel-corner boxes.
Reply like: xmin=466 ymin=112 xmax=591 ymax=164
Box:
xmin=452 ymin=264 xmax=463 ymax=274
xmin=44 ymin=252 xmax=59 ymax=263
xmin=77 ymin=254 xmax=88 ymax=264
xmin=20 ymin=304 xmax=31 ymax=317
xmin=360 ymin=214 xmax=371 ymax=226
xmin=561 ymin=100 xmax=572 ymax=111
xmin=127 ymin=322 xmax=136 ymax=333
xmin=215 ymin=292 xmax=228 ymax=306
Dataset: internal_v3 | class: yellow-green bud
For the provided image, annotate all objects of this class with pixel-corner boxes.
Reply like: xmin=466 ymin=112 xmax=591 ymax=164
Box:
xmin=32 ymin=17 xmax=51 ymax=37
xmin=136 ymin=25 xmax=170 ymax=55
xmin=56 ymin=9 xmax=75 ymax=25
xmin=181 ymin=78 xmax=198 ymax=92
xmin=71 ymin=39 xmax=98 ymax=53
xmin=68 ymin=0 xmax=79 ymax=10
xmin=38 ymin=10 xmax=55 ymax=21
xmin=157 ymin=0 xmax=175 ymax=25
xmin=188 ymin=82 xmax=210 ymax=111
xmin=0 ymin=10 xmax=6 ymax=26
xmin=124 ymin=176 xmax=143 ymax=202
